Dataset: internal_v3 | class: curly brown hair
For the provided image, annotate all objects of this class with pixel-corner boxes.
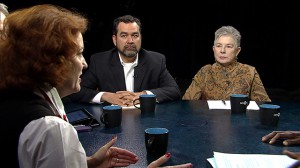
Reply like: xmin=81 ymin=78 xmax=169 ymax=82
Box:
xmin=0 ymin=4 xmax=88 ymax=90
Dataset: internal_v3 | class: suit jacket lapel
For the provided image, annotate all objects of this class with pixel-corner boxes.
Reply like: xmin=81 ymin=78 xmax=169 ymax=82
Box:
xmin=134 ymin=51 xmax=146 ymax=92
xmin=110 ymin=52 xmax=127 ymax=91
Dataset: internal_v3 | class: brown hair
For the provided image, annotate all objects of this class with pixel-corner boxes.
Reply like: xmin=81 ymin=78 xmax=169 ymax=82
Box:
xmin=0 ymin=4 xmax=88 ymax=90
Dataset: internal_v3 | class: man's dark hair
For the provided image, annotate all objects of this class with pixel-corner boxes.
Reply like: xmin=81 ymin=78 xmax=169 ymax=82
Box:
xmin=113 ymin=15 xmax=142 ymax=35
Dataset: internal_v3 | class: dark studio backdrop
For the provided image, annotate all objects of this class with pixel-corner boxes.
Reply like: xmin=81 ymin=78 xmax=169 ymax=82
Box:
xmin=3 ymin=0 xmax=300 ymax=101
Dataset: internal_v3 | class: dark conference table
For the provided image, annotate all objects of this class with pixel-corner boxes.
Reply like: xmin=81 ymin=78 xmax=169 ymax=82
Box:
xmin=64 ymin=100 xmax=300 ymax=167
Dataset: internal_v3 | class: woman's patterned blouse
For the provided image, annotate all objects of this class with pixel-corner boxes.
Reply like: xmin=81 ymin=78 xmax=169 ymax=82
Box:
xmin=182 ymin=61 xmax=271 ymax=102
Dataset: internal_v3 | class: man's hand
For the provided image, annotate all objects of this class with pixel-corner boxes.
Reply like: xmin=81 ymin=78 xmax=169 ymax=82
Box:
xmin=102 ymin=91 xmax=147 ymax=107
xmin=101 ymin=92 xmax=132 ymax=107
xmin=283 ymin=150 xmax=300 ymax=168
xmin=116 ymin=91 xmax=147 ymax=106
xmin=262 ymin=131 xmax=300 ymax=146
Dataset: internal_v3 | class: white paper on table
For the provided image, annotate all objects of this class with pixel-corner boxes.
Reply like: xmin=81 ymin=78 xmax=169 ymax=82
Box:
xmin=120 ymin=104 xmax=140 ymax=110
xmin=207 ymin=100 xmax=231 ymax=109
xmin=207 ymin=100 xmax=259 ymax=110
xmin=247 ymin=101 xmax=260 ymax=110
xmin=207 ymin=157 xmax=217 ymax=168
xmin=209 ymin=151 xmax=298 ymax=168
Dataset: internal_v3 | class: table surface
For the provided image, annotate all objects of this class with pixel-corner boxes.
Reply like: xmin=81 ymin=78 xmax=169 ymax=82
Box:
xmin=64 ymin=100 xmax=300 ymax=167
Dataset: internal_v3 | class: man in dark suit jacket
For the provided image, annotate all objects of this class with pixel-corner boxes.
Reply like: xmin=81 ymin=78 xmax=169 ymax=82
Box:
xmin=68 ymin=15 xmax=180 ymax=106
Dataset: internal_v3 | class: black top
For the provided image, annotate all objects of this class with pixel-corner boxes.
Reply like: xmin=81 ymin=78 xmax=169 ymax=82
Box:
xmin=0 ymin=89 xmax=54 ymax=167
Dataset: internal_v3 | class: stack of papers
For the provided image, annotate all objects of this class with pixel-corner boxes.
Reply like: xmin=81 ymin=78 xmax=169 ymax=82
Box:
xmin=207 ymin=151 xmax=297 ymax=168
xmin=207 ymin=100 xmax=259 ymax=110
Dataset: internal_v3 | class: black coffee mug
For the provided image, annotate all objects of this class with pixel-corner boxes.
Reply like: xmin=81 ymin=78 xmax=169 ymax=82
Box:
xmin=100 ymin=105 xmax=122 ymax=128
xmin=259 ymin=104 xmax=280 ymax=126
xmin=230 ymin=94 xmax=250 ymax=113
xmin=145 ymin=128 xmax=169 ymax=157
xmin=133 ymin=94 xmax=156 ymax=113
